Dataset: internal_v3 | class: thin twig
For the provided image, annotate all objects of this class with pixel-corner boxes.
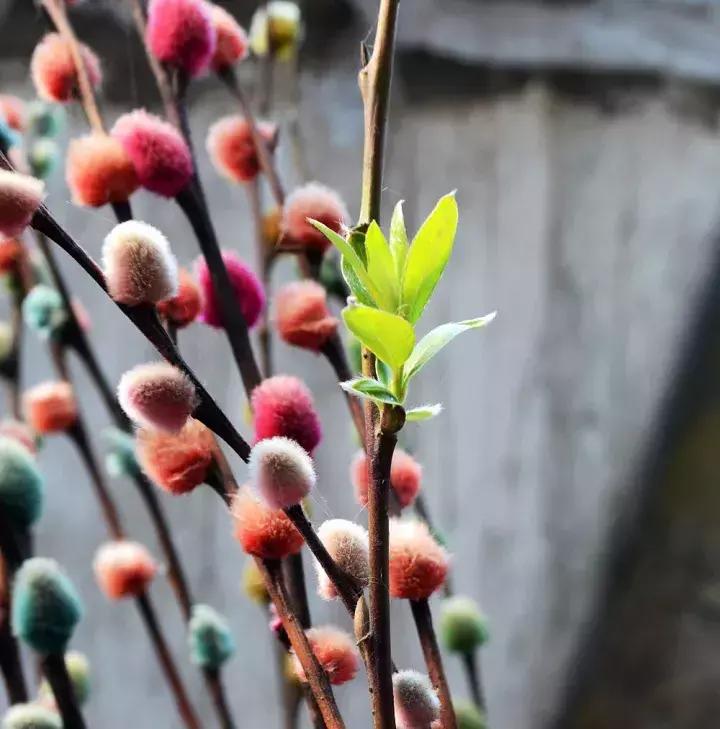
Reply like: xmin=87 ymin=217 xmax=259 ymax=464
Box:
xmin=41 ymin=653 xmax=87 ymax=729
xmin=462 ymin=650 xmax=486 ymax=714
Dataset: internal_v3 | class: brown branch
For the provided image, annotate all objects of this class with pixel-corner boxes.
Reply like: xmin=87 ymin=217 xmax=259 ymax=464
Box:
xmin=41 ymin=653 xmax=87 ymax=729
xmin=462 ymin=650 xmax=486 ymax=714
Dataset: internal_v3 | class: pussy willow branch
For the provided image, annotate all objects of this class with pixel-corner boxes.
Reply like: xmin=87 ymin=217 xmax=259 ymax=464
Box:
xmin=41 ymin=653 xmax=87 ymax=729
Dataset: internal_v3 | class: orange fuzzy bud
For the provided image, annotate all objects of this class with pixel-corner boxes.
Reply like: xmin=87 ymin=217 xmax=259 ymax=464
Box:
xmin=274 ymin=280 xmax=338 ymax=351
xmin=282 ymin=182 xmax=349 ymax=254
xmin=388 ymin=519 xmax=450 ymax=600
xmin=209 ymin=4 xmax=249 ymax=70
xmin=231 ymin=485 xmax=304 ymax=559
xmin=156 ymin=268 xmax=202 ymax=328
xmin=65 ymin=134 xmax=139 ymax=208
xmin=93 ymin=540 xmax=156 ymax=599
xmin=23 ymin=381 xmax=77 ymax=434
xmin=0 ymin=96 xmax=25 ymax=131
xmin=207 ymin=115 xmax=277 ymax=184
xmin=292 ymin=626 xmax=359 ymax=686
xmin=352 ymin=448 xmax=422 ymax=510
xmin=0 ymin=238 xmax=24 ymax=275
xmin=0 ymin=171 xmax=44 ymax=238
xmin=137 ymin=418 xmax=215 ymax=495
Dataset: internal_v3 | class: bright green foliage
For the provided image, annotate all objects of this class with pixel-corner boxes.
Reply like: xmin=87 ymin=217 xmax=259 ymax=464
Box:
xmin=439 ymin=596 xmax=490 ymax=654
xmin=0 ymin=437 xmax=44 ymax=529
xmin=188 ymin=604 xmax=236 ymax=670
xmin=405 ymin=404 xmax=443 ymax=422
xmin=2 ymin=703 xmax=63 ymax=729
xmin=454 ymin=701 xmax=487 ymax=729
xmin=342 ymin=306 xmax=414 ymax=370
xmin=38 ymin=651 xmax=91 ymax=706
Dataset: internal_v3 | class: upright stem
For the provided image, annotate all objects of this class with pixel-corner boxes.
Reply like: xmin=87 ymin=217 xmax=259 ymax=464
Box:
xmin=41 ymin=653 xmax=87 ymax=729
xmin=410 ymin=598 xmax=457 ymax=729
xmin=462 ymin=650 xmax=486 ymax=713
xmin=0 ymin=547 xmax=28 ymax=705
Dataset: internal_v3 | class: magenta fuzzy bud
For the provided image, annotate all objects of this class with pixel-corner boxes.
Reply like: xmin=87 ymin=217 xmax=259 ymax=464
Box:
xmin=248 ymin=436 xmax=315 ymax=509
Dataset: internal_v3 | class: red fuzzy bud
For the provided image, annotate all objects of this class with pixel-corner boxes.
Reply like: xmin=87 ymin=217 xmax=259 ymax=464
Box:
xmin=0 ymin=171 xmax=44 ymax=238
xmin=111 ymin=110 xmax=193 ymax=198
xmin=0 ymin=419 xmax=36 ymax=453
xmin=274 ymin=280 xmax=338 ymax=351
xmin=389 ymin=519 xmax=449 ymax=600
xmin=206 ymin=115 xmax=277 ymax=184
xmin=195 ymin=250 xmax=265 ymax=329
xmin=352 ymin=448 xmax=421 ymax=510
xmin=146 ymin=0 xmax=216 ymax=77
xmin=282 ymin=182 xmax=349 ymax=254
xmin=66 ymin=134 xmax=139 ymax=208
xmin=314 ymin=519 xmax=369 ymax=601
xmin=251 ymin=375 xmax=321 ymax=454
xmin=248 ymin=436 xmax=315 ymax=509
xmin=209 ymin=4 xmax=249 ymax=70
xmin=23 ymin=381 xmax=77 ymax=435
xmin=231 ymin=485 xmax=304 ymax=559
xmin=292 ymin=626 xmax=359 ymax=686
xmin=30 ymin=32 xmax=101 ymax=104
xmin=118 ymin=362 xmax=197 ymax=433
xmin=0 ymin=96 xmax=25 ymax=131
xmin=137 ymin=418 xmax=215 ymax=495
xmin=93 ymin=540 xmax=157 ymax=599
xmin=0 ymin=238 xmax=24 ymax=275
xmin=156 ymin=268 xmax=202 ymax=328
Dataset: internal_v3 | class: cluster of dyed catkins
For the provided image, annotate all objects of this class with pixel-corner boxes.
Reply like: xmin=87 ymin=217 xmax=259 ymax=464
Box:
xmin=0 ymin=1 xmax=490 ymax=728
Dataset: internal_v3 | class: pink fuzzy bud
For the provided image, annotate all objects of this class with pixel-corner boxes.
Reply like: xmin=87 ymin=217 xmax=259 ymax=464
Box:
xmin=118 ymin=362 xmax=197 ymax=433
xmin=102 ymin=220 xmax=178 ymax=306
xmin=0 ymin=171 xmax=44 ymax=238
xmin=156 ymin=268 xmax=202 ymax=328
xmin=251 ymin=375 xmax=321 ymax=454
xmin=292 ymin=626 xmax=359 ymax=686
xmin=195 ymin=250 xmax=265 ymax=329
xmin=274 ymin=280 xmax=338 ymax=351
xmin=111 ymin=110 xmax=193 ymax=198
xmin=93 ymin=540 xmax=157 ymax=600
xmin=389 ymin=519 xmax=449 ymax=600
xmin=23 ymin=381 xmax=77 ymax=435
xmin=0 ymin=96 xmax=25 ymax=131
xmin=314 ymin=519 xmax=369 ymax=601
xmin=206 ymin=115 xmax=277 ymax=183
xmin=209 ymin=4 xmax=249 ymax=70
xmin=30 ymin=32 xmax=101 ymax=104
xmin=282 ymin=182 xmax=349 ymax=255
xmin=393 ymin=670 xmax=440 ymax=729
xmin=248 ymin=436 xmax=315 ymax=509
xmin=146 ymin=0 xmax=216 ymax=77
xmin=231 ymin=485 xmax=304 ymax=559
xmin=352 ymin=448 xmax=422 ymax=510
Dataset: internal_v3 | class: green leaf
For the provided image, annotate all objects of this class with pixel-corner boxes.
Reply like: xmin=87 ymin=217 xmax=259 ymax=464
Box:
xmin=389 ymin=201 xmax=408 ymax=281
xmin=340 ymin=378 xmax=399 ymax=406
xmin=342 ymin=305 xmax=415 ymax=369
xmin=401 ymin=192 xmax=459 ymax=323
xmin=405 ymin=404 xmax=443 ymax=421
xmin=403 ymin=312 xmax=496 ymax=386
xmin=365 ymin=221 xmax=399 ymax=311
xmin=308 ymin=219 xmax=380 ymax=304
xmin=342 ymin=256 xmax=376 ymax=307
xmin=375 ymin=359 xmax=393 ymax=389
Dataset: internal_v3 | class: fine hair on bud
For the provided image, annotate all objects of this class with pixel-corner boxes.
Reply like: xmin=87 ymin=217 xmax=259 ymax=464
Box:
xmin=93 ymin=540 xmax=157 ymax=600
xmin=118 ymin=362 xmax=197 ymax=433
xmin=195 ymin=250 xmax=265 ymax=329
xmin=282 ymin=182 xmax=349 ymax=254
xmin=146 ymin=0 xmax=216 ymax=77
xmin=393 ymin=670 xmax=440 ymax=729
xmin=352 ymin=448 xmax=422 ymax=510
xmin=248 ymin=436 xmax=315 ymax=509
xmin=209 ymin=4 xmax=249 ymax=70
xmin=439 ymin=595 xmax=489 ymax=654
xmin=291 ymin=626 xmax=359 ymax=686
xmin=0 ymin=170 xmax=45 ymax=238
xmin=111 ymin=110 xmax=193 ymax=198
xmin=388 ymin=519 xmax=450 ymax=600
xmin=231 ymin=485 xmax=304 ymax=559
xmin=2 ymin=704 xmax=62 ymax=729
xmin=11 ymin=557 xmax=83 ymax=654
xmin=137 ymin=418 xmax=215 ymax=495
xmin=251 ymin=375 xmax=322 ymax=454
xmin=314 ymin=519 xmax=369 ymax=601
xmin=66 ymin=133 xmax=139 ymax=208
xmin=156 ymin=268 xmax=202 ymax=328
xmin=39 ymin=651 xmax=91 ymax=707
xmin=0 ymin=436 xmax=44 ymax=528
xmin=102 ymin=220 xmax=178 ymax=306
xmin=274 ymin=280 xmax=338 ymax=351
xmin=206 ymin=116 xmax=277 ymax=184
xmin=23 ymin=381 xmax=77 ymax=435
xmin=188 ymin=604 xmax=236 ymax=670
xmin=30 ymin=33 xmax=101 ymax=104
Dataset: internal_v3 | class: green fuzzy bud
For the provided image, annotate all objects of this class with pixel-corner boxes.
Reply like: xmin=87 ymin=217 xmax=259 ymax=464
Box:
xmin=249 ymin=1 xmax=302 ymax=60
xmin=188 ymin=604 xmax=235 ymax=670
xmin=26 ymin=102 xmax=64 ymax=138
xmin=0 ymin=322 xmax=14 ymax=364
xmin=454 ymin=701 xmax=486 ymax=729
xmin=0 ymin=437 xmax=44 ymax=528
xmin=28 ymin=139 xmax=59 ymax=181
xmin=2 ymin=703 xmax=62 ymax=729
xmin=22 ymin=285 xmax=67 ymax=342
xmin=38 ymin=651 xmax=90 ymax=707
xmin=242 ymin=560 xmax=269 ymax=605
xmin=103 ymin=428 xmax=140 ymax=480
xmin=439 ymin=596 xmax=489 ymax=654
xmin=12 ymin=558 xmax=83 ymax=655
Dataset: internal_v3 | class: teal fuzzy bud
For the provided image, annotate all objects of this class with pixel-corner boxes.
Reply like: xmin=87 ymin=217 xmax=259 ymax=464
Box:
xmin=28 ymin=139 xmax=59 ymax=181
xmin=454 ymin=701 xmax=487 ymax=729
xmin=38 ymin=651 xmax=90 ymax=706
xmin=439 ymin=596 xmax=489 ymax=654
xmin=12 ymin=558 xmax=83 ymax=654
xmin=26 ymin=102 xmax=64 ymax=138
xmin=0 ymin=119 xmax=19 ymax=154
xmin=22 ymin=285 xmax=67 ymax=341
xmin=188 ymin=604 xmax=235 ymax=669
xmin=2 ymin=703 xmax=62 ymax=729
xmin=103 ymin=428 xmax=140 ymax=479
xmin=0 ymin=437 xmax=44 ymax=528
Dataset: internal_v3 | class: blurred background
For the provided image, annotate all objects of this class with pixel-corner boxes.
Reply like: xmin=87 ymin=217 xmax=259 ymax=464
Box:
xmin=2 ymin=0 xmax=720 ymax=727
